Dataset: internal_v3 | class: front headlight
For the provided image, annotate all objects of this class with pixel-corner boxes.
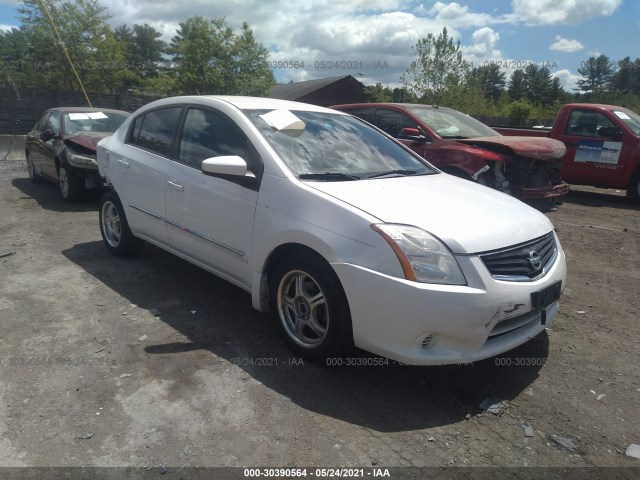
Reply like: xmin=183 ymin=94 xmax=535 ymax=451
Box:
xmin=372 ymin=224 xmax=466 ymax=285
xmin=67 ymin=150 xmax=97 ymax=168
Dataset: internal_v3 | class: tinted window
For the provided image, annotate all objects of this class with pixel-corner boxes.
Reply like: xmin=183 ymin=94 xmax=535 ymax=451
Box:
xmin=178 ymin=108 xmax=263 ymax=180
xmin=374 ymin=109 xmax=417 ymax=137
xmin=340 ymin=107 xmax=375 ymax=123
xmin=131 ymin=107 xmax=182 ymax=156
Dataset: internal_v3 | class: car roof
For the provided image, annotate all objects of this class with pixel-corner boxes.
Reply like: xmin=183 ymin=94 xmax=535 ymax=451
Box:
xmin=332 ymin=103 xmax=456 ymax=112
xmin=140 ymin=95 xmax=346 ymax=114
xmin=47 ymin=107 xmax=130 ymax=115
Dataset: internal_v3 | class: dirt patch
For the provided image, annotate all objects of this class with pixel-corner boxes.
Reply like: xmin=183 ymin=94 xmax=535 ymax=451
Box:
xmin=0 ymin=159 xmax=639 ymax=475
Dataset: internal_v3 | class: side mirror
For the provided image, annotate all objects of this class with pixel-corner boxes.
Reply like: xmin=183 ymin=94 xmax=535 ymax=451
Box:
xmin=597 ymin=126 xmax=623 ymax=140
xmin=399 ymin=127 xmax=427 ymax=142
xmin=40 ymin=129 xmax=55 ymax=142
xmin=201 ymin=155 xmax=258 ymax=185
xmin=202 ymin=155 xmax=247 ymax=176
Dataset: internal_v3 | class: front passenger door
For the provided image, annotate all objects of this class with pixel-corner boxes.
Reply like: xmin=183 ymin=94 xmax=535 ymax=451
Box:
xmin=165 ymin=107 xmax=261 ymax=289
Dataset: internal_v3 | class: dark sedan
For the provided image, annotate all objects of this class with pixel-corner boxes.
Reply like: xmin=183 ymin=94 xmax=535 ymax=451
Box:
xmin=25 ymin=107 xmax=129 ymax=202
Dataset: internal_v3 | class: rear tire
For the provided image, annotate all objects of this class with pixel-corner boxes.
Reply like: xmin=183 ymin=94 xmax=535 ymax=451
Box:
xmin=270 ymin=252 xmax=353 ymax=361
xmin=99 ymin=190 xmax=144 ymax=256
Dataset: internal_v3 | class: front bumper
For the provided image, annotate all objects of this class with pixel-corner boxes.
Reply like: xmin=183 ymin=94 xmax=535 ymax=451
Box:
xmin=332 ymin=243 xmax=567 ymax=365
xmin=516 ymin=182 xmax=570 ymax=200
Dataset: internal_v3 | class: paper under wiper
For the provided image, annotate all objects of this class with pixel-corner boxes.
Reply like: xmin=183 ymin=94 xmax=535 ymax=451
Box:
xmin=260 ymin=109 xmax=305 ymax=131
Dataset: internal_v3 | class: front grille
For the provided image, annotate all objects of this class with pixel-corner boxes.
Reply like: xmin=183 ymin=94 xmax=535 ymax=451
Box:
xmin=479 ymin=232 xmax=557 ymax=281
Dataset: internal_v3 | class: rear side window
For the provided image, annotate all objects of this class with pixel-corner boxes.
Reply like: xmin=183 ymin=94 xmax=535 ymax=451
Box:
xmin=129 ymin=107 xmax=182 ymax=156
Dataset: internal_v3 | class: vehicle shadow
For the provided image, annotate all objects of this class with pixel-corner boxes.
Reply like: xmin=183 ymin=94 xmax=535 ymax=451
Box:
xmin=62 ymin=240 xmax=549 ymax=432
xmin=560 ymin=186 xmax=638 ymax=210
xmin=11 ymin=177 xmax=101 ymax=212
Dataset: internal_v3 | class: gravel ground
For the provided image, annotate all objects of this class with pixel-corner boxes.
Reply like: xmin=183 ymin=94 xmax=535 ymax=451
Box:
xmin=0 ymin=157 xmax=639 ymax=479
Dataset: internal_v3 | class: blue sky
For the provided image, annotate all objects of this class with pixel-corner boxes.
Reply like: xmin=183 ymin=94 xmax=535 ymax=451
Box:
xmin=1 ymin=0 xmax=638 ymax=90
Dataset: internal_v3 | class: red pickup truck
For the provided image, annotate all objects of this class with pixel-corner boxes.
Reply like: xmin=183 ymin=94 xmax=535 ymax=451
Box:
xmin=494 ymin=103 xmax=640 ymax=203
xmin=332 ymin=103 xmax=568 ymax=208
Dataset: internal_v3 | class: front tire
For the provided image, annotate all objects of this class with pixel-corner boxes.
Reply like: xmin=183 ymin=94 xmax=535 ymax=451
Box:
xmin=270 ymin=253 xmax=353 ymax=361
xmin=628 ymin=171 xmax=640 ymax=204
xmin=58 ymin=165 xmax=85 ymax=202
xmin=99 ymin=190 xmax=144 ymax=256
xmin=26 ymin=151 xmax=44 ymax=184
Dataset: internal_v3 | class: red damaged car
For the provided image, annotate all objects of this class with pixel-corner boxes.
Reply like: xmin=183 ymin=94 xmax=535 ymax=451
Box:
xmin=25 ymin=107 xmax=129 ymax=202
xmin=332 ymin=103 xmax=568 ymax=208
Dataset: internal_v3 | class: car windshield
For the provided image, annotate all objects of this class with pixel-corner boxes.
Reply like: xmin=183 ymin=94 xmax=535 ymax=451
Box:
xmin=613 ymin=108 xmax=640 ymax=136
xmin=405 ymin=106 xmax=500 ymax=139
xmin=243 ymin=109 xmax=436 ymax=180
xmin=63 ymin=111 xmax=129 ymax=135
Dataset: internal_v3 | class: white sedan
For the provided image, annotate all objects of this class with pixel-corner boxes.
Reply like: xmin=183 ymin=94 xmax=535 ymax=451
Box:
xmin=96 ymin=96 xmax=566 ymax=365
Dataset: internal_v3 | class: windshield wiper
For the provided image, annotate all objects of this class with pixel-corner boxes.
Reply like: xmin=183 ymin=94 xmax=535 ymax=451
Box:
xmin=298 ymin=172 xmax=361 ymax=181
xmin=367 ymin=169 xmax=419 ymax=179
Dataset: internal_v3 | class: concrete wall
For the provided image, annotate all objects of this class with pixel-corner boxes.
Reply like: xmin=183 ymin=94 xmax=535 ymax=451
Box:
xmin=0 ymin=135 xmax=26 ymax=161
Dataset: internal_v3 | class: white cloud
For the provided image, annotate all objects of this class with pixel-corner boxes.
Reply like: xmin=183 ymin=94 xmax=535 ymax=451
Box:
xmin=463 ymin=27 xmax=501 ymax=62
xmin=553 ymin=69 xmax=580 ymax=90
xmin=428 ymin=2 xmax=501 ymax=28
xmin=510 ymin=0 xmax=622 ymax=25
xmin=0 ymin=23 xmax=17 ymax=32
xmin=550 ymin=36 xmax=584 ymax=52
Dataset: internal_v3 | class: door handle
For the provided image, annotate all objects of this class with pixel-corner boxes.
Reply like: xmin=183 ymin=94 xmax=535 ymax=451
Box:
xmin=117 ymin=158 xmax=130 ymax=167
xmin=167 ymin=180 xmax=184 ymax=192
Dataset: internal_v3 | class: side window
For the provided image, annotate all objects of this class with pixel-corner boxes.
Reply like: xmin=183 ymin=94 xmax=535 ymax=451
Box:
xmin=34 ymin=113 xmax=50 ymax=132
xmin=129 ymin=107 xmax=182 ymax=156
xmin=341 ymin=108 xmax=375 ymax=123
xmin=46 ymin=111 xmax=60 ymax=135
xmin=178 ymin=108 xmax=263 ymax=180
xmin=374 ymin=109 xmax=417 ymax=137
xmin=565 ymin=110 xmax=615 ymax=137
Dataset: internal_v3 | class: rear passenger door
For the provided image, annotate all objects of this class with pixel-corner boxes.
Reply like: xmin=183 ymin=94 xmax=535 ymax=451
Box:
xmin=113 ymin=106 xmax=183 ymax=245
xmin=164 ymin=106 xmax=261 ymax=289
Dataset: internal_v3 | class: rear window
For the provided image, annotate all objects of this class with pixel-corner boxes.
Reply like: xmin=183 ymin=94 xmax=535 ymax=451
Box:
xmin=129 ymin=107 xmax=183 ymax=156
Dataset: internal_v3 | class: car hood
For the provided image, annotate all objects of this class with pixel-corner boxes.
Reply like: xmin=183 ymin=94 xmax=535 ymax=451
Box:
xmin=305 ymin=174 xmax=553 ymax=254
xmin=456 ymin=135 xmax=566 ymax=160
xmin=63 ymin=132 xmax=112 ymax=152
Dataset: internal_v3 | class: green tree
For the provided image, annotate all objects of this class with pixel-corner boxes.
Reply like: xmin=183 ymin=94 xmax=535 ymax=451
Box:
xmin=506 ymin=99 xmax=533 ymax=126
xmin=0 ymin=27 xmax=30 ymax=88
xmin=401 ymin=27 xmax=470 ymax=104
xmin=468 ymin=64 xmax=506 ymax=101
xmin=363 ymin=83 xmax=393 ymax=102
xmin=611 ymin=57 xmax=640 ymax=95
xmin=508 ymin=69 xmax=526 ymax=100
xmin=576 ymin=54 xmax=614 ymax=92
xmin=170 ymin=16 xmax=273 ymax=96
xmin=523 ymin=64 xmax=553 ymax=105
xmin=17 ymin=0 xmax=130 ymax=93
xmin=229 ymin=22 xmax=274 ymax=96
xmin=131 ymin=24 xmax=167 ymax=78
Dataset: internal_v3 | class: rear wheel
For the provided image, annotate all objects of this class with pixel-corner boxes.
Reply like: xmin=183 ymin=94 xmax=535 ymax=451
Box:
xmin=26 ymin=151 xmax=44 ymax=184
xmin=99 ymin=190 xmax=144 ymax=256
xmin=270 ymin=252 xmax=353 ymax=361
xmin=58 ymin=165 xmax=85 ymax=202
